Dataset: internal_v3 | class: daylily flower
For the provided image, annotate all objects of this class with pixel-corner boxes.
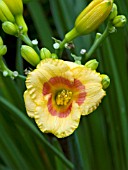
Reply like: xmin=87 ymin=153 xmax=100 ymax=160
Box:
xmin=24 ymin=59 xmax=106 ymax=138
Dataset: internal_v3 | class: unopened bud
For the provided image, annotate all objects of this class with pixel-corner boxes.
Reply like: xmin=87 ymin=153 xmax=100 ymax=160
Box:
xmin=85 ymin=59 xmax=99 ymax=70
xmin=0 ymin=0 xmax=15 ymax=23
xmin=51 ymin=53 xmax=58 ymax=59
xmin=21 ymin=45 xmax=40 ymax=66
xmin=40 ymin=48 xmax=52 ymax=60
xmin=2 ymin=21 xmax=18 ymax=36
xmin=3 ymin=0 xmax=23 ymax=16
xmin=65 ymin=0 xmax=113 ymax=42
xmin=0 ymin=37 xmax=3 ymax=46
xmin=15 ymin=15 xmax=28 ymax=34
xmin=109 ymin=3 xmax=118 ymax=20
xmin=101 ymin=74 xmax=110 ymax=89
xmin=0 ymin=45 xmax=7 ymax=56
xmin=112 ymin=15 xmax=127 ymax=27
xmin=0 ymin=9 xmax=7 ymax=22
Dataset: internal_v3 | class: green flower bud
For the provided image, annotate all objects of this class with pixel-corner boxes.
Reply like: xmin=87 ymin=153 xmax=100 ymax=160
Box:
xmin=21 ymin=45 xmax=40 ymax=66
xmin=0 ymin=0 xmax=15 ymax=23
xmin=40 ymin=48 xmax=52 ymax=60
xmin=109 ymin=3 xmax=118 ymax=20
xmin=0 ymin=45 xmax=7 ymax=56
xmin=85 ymin=59 xmax=99 ymax=70
xmin=3 ymin=0 xmax=23 ymax=16
xmin=101 ymin=74 xmax=110 ymax=89
xmin=15 ymin=15 xmax=28 ymax=34
xmin=2 ymin=21 xmax=18 ymax=36
xmin=65 ymin=0 xmax=113 ymax=42
xmin=0 ymin=9 xmax=7 ymax=22
xmin=0 ymin=37 xmax=3 ymax=46
xmin=112 ymin=15 xmax=127 ymax=27
xmin=51 ymin=53 xmax=58 ymax=59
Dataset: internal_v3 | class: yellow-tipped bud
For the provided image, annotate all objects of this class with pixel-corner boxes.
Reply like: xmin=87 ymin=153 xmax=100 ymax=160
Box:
xmin=2 ymin=21 xmax=18 ymax=36
xmin=15 ymin=15 xmax=28 ymax=34
xmin=112 ymin=15 xmax=127 ymax=27
xmin=101 ymin=74 xmax=110 ymax=89
xmin=3 ymin=0 xmax=23 ymax=16
xmin=40 ymin=48 xmax=52 ymax=60
xmin=109 ymin=3 xmax=118 ymax=20
xmin=85 ymin=59 xmax=99 ymax=70
xmin=0 ymin=45 xmax=7 ymax=56
xmin=65 ymin=0 xmax=113 ymax=42
xmin=0 ymin=0 xmax=15 ymax=23
xmin=21 ymin=45 xmax=40 ymax=66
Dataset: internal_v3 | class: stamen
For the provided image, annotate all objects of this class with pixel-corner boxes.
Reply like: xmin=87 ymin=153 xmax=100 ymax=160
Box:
xmin=56 ymin=90 xmax=72 ymax=106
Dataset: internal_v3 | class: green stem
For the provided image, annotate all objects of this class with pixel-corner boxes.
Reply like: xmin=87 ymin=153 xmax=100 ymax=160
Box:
xmin=19 ymin=34 xmax=40 ymax=57
xmin=83 ymin=21 xmax=112 ymax=63
xmin=59 ymin=132 xmax=84 ymax=170
xmin=0 ymin=57 xmax=26 ymax=80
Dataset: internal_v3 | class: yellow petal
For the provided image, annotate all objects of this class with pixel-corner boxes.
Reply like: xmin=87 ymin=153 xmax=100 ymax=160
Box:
xmin=34 ymin=101 xmax=81 ymax=138
xmin=26 ymin=59 xmax=73 ymax=104
xmin=72 ymin=66 xmax=106 ymax=115
xmin=24 ymin=90 xmax=36 ymax=118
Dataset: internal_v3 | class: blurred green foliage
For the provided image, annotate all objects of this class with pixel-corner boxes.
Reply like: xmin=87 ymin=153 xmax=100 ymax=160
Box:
xmin=0 ymin=0 xmax=128 ymax=170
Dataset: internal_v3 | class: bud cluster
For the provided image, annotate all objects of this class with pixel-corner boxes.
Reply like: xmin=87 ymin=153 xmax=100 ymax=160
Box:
xmin=109 ymin=3 xmax=127 ymax=28
xmin=0 ymin=0 xmax=28 ymax=36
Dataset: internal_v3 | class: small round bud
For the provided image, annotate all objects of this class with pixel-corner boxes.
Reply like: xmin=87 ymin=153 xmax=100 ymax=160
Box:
xmin=0 ymin=45 xmax=7 ymax=56
xmin=2 ymin=21 xmax=18 ymax=36
xmin=3 ymin=70 xmax=8 ymax=77
xmin=53 ymin=42 xmax=60 ymax=49
xmin=95 ymin=32 xmax=102 ymax=40
xmin=109 ymin=3 xmax=118 ymax=20
xmin=80 ymin=49 xmax=86 ymax=55
xmin=21 ymin=45 xmax=40 ymax=66
xmin=51 ymin=53 xmax=58 ymax=59
xmin=109 ymin=26 xmax=116 ymax=33
xmin=112 ymin=15 xmax=127 ymax=27
xmin=32 ymin=39 xmax=38 ymax=45
xmin=101 ymin=74 xmax=110 ymax=89
xmin=40 ymin=48 xmax=52 ymax=60
xmin=85 ymin=59 xmax=99 ymax=70
xmin=13 ymin=71 xmax=18 ymax=77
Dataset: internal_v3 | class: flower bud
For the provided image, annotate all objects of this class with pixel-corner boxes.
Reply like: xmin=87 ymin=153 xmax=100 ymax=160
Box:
xmin=85 ymin=59 xmax=99 ymax=70
xmin=112 ymin=15 xmax=127 ymax=27
xmin=100 ymin=74 xmax=110 ymax=89
xmin=0 ymin=0 xmax=15 ymax=23
xmin=65 ymin=0 xmax=113 ymax=42
xmin=40 ymin=48 xmax=52 ymax=60
xmin=0 ymin=9 xmax=7 ymax=22
xmin=2 ymin=21 xmax=18 ymax=36
xmin=0 ymin=37 xmax=3 ymax=46
xmin=0 ymin=45 xmax=7 ymax=56
xmin=3 ymin=0 xmax=23 ymax=16
xmin=109 ymin=3 xmax=118 ymax=20
xmin=21 ymin=45 xmax=40 ymax=66
xmin=51 ymin=53 xmax=58 ymax=59
xmin=15 ymin=15 xmax=28 ymax=34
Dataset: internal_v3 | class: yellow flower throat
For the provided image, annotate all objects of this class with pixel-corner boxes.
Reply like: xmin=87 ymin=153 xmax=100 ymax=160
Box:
xmin=56 ymin=90 xmax=72 ymax=106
